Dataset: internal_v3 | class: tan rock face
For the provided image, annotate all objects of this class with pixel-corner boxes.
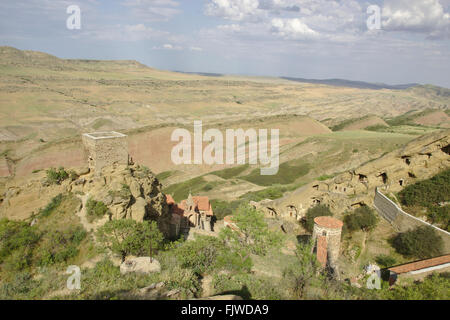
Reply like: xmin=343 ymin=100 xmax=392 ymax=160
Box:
xmin=263 ymin=129 xmax=450 ymax=218
xmin=75 ymin=163 xmax=170 ymax=235
xmin=0 ymin=163 xmax=171 ymax=236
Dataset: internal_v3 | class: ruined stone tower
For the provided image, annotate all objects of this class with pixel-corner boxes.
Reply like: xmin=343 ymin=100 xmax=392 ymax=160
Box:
xmin=82 ymin=131 xmax=129 ymax=173
xmin=312 ymin=216 xmax=343 ymax=272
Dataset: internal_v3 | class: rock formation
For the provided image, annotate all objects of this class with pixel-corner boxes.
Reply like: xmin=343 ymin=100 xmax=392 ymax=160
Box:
xmin=260 ymin=129 xmax=450 ymax=218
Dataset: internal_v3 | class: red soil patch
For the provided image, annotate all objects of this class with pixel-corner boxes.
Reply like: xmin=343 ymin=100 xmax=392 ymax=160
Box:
xmin=413 ymin=111 xmax=450 ymax=127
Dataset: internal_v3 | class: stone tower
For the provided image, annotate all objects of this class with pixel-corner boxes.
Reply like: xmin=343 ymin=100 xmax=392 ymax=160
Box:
xmin=82 ymin=131 xmax=129 ymax=173
xmin=312 ymin=216 xmax=343 ymax=272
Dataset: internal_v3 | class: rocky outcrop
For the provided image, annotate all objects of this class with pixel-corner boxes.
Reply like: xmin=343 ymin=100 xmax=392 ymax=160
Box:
xmin=262 ymin=129 xmax=450 ymax=218
xmin=70 ymin=163 xmax=171 ymax=236
xmin=0 ymin=163 xmax=172 ymax=237
xmin=120 ymin=257 xmax=161 ymax=275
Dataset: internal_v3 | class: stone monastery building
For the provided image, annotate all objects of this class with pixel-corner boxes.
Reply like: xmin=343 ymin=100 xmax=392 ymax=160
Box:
xmin=166 ymin=193 xmax=214 ymax=235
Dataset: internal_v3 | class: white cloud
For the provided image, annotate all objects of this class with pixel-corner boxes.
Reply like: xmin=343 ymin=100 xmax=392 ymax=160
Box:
xmin=205 ymin=0 xmax=260 ymax=21
xmin=382 ymin=0 xmax=450 ymax=38
xmin=271 ymin=18 xmax=319 ymax=39
xmin=152 ymin=43 xmax=183 ymax=50
xmin=84 ymin=24 xmax=168 ymax=42
xmin=121 ymin=0 xmax=181 ymax=21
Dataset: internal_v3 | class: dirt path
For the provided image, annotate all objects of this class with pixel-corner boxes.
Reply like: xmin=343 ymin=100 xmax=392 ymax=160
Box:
xmin=75 ymin=193 xmax=108 ymax=234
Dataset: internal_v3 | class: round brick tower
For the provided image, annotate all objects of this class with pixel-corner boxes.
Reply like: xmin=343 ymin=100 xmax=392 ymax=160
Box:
xmin=312 ymin=216 xmax=343 ymax=269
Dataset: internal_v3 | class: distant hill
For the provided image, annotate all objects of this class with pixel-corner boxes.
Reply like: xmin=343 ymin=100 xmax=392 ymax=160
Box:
xmin=386 ymin=109 xmax=450 ymax=128
xmin=281 ymin=76 xmax=419 ymax=90
xmin=174 ymin=71 xmax=224 ymax=77
xmin=331 ymin=115 xmax=389 ymax=131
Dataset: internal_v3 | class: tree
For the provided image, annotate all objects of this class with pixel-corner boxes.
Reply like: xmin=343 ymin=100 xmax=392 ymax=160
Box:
xmin=172 ymin=235 xmax=224 ymax=275
xmin=392 ymin=226 xmax=443 ymax=259
xmin=45 ymin=167 xmax=69 ymax=185
xmin=137 ymin=221 xmax=164 ymax=262
xmin=304 ymin=204 xmax=333 ymax=232
xmin=222 ymin=204 xmax=282 ymax=255
xmin=283 ymin=240 xmax=323 ymax=299
xmin=344 ymin=206 xmax=378 ymax=233
xmin=96 ymin=219 xmax=163 ymax=262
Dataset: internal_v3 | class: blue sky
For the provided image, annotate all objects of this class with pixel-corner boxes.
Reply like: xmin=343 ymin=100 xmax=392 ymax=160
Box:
xmin=1 ymin=0 xmax=449 ymax=87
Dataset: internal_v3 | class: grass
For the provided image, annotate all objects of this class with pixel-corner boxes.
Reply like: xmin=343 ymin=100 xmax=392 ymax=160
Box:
xmin=242 ymin=160 xmax=310 ymax=186
xmin=156 ymin=170 xmax=178 ymax=181
xmin=210 ymin=164 xmax=249 ymax=179
xmin=163 ymin=176 xmax=209 ymax=202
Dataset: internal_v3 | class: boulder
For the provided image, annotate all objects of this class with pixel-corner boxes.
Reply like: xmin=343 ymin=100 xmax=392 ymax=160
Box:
xmin=120 ymin=257 xmax=161 ymax=275
xmin=75 ymin=167 xmax=90 ymax=176
xmin=130 ymin=180 xmax=142 ymax=198
xmin=131 ymin=197 xmax=147 ymax=222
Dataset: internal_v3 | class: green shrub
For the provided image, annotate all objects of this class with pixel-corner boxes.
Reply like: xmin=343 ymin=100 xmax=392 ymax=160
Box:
xmin=304 ymin=204 xmax=333 ymax=232
xmin=210 ymin=199 xmax=237 ymax=220
xmin=36 ymin=226 xmax=87 ymax=266
xmin=38 ymin=194 xmax=63 ymax=218
xmin=136 ymin=165 xmax=152 ymax=178
xmin=0 ymin=272 xmax=41 ymax=299
xmin=375 ymin=254 xmax=397 ymax=268
xmin=172 ymin=235 xmax=223 ymax=275
xmin=0 ymin=218 xmax=40 ymax=264
xmin=96 ymin=220 xmax=163 ymax=262
xmin=212 ymin=273 xmax=283 ymax=300
xmin=398 ymin=169 xmax=450 ymax=230
xmin=343 ymin=206 xmax=378 ymax=232
xmin=108 ymin=184 xmax=132 ymax=200
xmin=223 ymin=204 xmax=282 ymax=256
xmin=283 ymin=241 xmax=323 ymax=299
xmin=85 ymin=198 xmax=109 ymax=222
xmin=392 ymin=226 xmax=443 ymax=259
xmin=46 ymin=167 xmax=69 ymax=185
xmin=382 ymin=272 xmax=450 ymax=300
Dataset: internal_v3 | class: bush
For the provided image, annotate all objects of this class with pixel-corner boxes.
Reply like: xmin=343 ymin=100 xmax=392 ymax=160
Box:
xmin=212 ymin=273 xmax=283 ymax=300
xmin=172 ymin=235 xmax=224 ymax=275
xmin=382 ymin=273 xmax=450 ymax=300
xmin=223 ymin=204 xmax=282 ymax=256
xmin=375 ymin=254 xmax=397 ymax=268
xmin=398 ymin=169 xmax=450 ymax=230
xmin=304 ymin=204 xmax=333 ymax=232
xmin=108 ymin=184 xmax=132 ymax=200
xmin=392 ymin=226 xmax=443 ymax=259
xmin=46 ymin=167 xmax=69 ymax=185
xmin=85 ymin=198 xmax=109 ymax=222
xmin=36 ymin=226 xmax=87 ymax=266
xmin=96 ymin=220 xmax=163 ymax=262
xmin=0 ymin=218 xmax=40 ymax=264
xmin=343 ymin=206 xmax=378 ymax=232
xmin=38 ymin=194 xmax=63 ymax=218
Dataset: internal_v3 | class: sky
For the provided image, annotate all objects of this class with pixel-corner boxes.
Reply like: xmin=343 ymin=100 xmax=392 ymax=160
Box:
xmin=0 ymin=0 xmax=449 ymax=87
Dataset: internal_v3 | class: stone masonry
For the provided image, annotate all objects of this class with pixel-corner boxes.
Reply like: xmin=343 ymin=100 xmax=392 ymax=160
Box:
xmin=82 ymin=131 xmax=129 ymax=173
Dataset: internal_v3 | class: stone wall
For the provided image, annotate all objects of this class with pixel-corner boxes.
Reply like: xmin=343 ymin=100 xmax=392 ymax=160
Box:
xmin=312 ymin=223 xmax=342 ymax=268
xmin=82 ymin=132 xmax=128 ymax=173
xmin=373 ymin=188 xmax=450 ymax=253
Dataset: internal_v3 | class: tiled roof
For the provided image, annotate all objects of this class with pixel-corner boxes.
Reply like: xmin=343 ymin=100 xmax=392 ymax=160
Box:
xmin=388 ymin=254 xmax=450 ymax=274
xmin=314 ymin=216 xmax=343 ymax=229
xmin=171 ymin=195 xmax=213 ymax=216
xmin=317 ymin=236 xmax=328 ymax=268
xmin=193 ymin=196 xmax=212 ymax=212
xmin=166 ymin=194 xmax=175 ymax=205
